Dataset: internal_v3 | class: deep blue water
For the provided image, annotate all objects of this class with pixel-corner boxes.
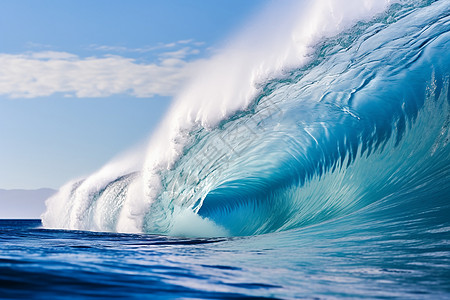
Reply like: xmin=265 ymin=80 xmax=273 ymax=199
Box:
xmin=1 ymin=212 xmax=450 ymax=299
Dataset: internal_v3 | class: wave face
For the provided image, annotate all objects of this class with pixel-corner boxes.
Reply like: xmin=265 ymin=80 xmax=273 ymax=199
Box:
xmin=42 ymin=0 xmax=450 ymax=238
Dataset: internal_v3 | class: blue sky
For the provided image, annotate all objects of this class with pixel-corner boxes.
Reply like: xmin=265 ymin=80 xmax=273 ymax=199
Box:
xmin=0 ymin=0 xmax=268 ymax=189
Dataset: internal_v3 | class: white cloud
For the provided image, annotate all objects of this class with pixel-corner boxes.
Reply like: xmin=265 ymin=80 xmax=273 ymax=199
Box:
xmin=159 ymin=47 xmax=200 ymax=59
xmin=29 ymin=51 xmax=78 ymax=60
xmin=0 ymin=50 xmax=200 ymax=98
xmin=89 ymin=39 xmax=201 ymax=54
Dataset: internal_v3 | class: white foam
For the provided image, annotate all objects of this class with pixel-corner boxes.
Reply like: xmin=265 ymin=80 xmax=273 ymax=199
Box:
xmin=169 ymin=208 xmax=230 ymax=237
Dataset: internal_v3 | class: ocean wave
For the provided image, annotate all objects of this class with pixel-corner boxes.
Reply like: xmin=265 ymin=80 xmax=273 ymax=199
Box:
xmin=42 ymin=0 xmax=450 ymax=238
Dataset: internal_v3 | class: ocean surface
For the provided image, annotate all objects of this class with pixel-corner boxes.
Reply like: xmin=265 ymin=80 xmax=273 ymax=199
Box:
xmin=4 ymin=0 xmax=450 ymax=298
xmin=1 ymin=215 xmax=449 ymax=299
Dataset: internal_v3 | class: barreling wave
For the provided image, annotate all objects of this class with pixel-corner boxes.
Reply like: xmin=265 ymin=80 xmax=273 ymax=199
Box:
xmin=42 ymin=0 xmax=450 ymax=237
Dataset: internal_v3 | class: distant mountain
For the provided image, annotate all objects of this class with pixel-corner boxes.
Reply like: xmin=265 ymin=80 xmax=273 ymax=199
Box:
xmin=0 ymin=188 xmax=57 ymax=219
